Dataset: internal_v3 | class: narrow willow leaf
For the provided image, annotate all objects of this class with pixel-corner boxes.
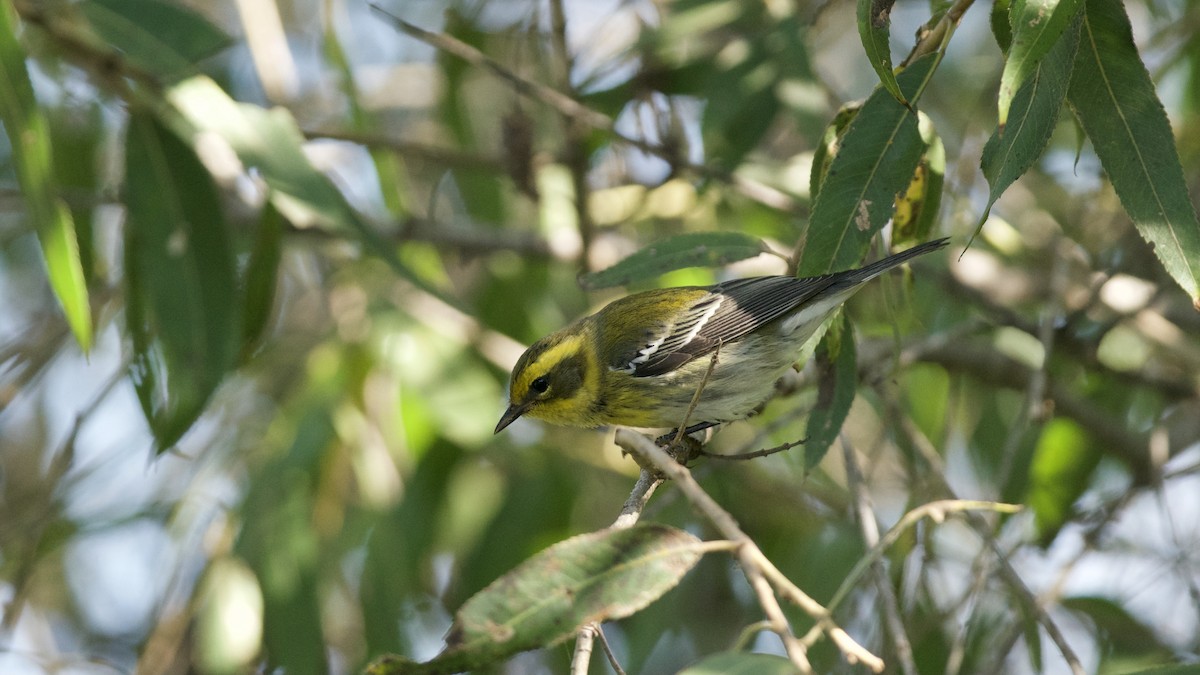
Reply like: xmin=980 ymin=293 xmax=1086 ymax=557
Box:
xmin=991 ymin=0 xmax=1014 ymax=52
xmin=857 ymin=0 xmax=906 ymax=106
xmin=240 ymin=200 xmax=284 ymax=360
xmin=979 ymin=15 xmax=1080 ymax=230
xmin=804 ymin=315 xmax=856 ymax=470
xmin=580 ymin=232 xmax=769 ymax=290
xmin=125 ymin=112 xmax=240 ymax=451
xmin=1068 ymin=0 xmax=1200 ymax=304
xmin=81 ymin=0 xmax=230 ymax=80
xmin=797 ymin=55 xmax=937 ymax=277
xmin=375 ymin=525 xmax=705 ymax=674
xmin=998 ymin=0 xmax=1083 ymax=126
xmin=0 ymin=6 xmax=92 ymax=351
xmin=1026 ymin=418 xmax=1100 ymax=544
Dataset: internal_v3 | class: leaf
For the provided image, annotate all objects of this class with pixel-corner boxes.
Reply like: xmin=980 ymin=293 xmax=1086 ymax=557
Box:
xmin=979 ymin=16 xmax=1079 ymax=230
xmin=124 ymin=111 xmax=240 ymax=451
xmin=991 ymin=0 xmax=1014 ymax=53
xmin=796 ymin=55 xmax=937 ymax=277
xmin=80 ymin=0 xmax=230 ymax=81
xmin=0 ymin=5 xmax=92 ymax=351
xmin=579 ymin=232 xmax=769 ymax=290
xmin=804 ymin=315 xmax=857 ymax=470
xmin=239 ymin=201 xmax=284 ymax=360
xmin=374 ymin=525 xmax=705 ymax=674
xmin=1025 ymin=418 xmax=1100 ymax=544
xmin=1068 ymin=0 xmax=1200 ymax=305
xmin=998 ymin=0 xmax=1083 ymax=127
xmin=857 ymin=0 xmax=906 ymax=107
xmin=809 ymin=104 xmax=860 ymax=204
xmin=679 ymin=652 xmax=802 ymax=675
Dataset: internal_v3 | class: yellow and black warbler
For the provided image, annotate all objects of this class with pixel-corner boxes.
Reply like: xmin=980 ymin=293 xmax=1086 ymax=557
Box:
xmin=495 ymin=237 xmax=949 ymax=435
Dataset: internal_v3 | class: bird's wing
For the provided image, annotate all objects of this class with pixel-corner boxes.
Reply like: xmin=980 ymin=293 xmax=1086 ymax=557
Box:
xmin=621 ymin=238 xmax=951 ymax=377
xmin=628 ymin=275 xmax=836 ymax=377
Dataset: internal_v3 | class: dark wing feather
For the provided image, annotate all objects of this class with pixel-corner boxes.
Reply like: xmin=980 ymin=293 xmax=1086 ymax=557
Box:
xmin=630 ymin=275 xmax=834 ymax=377
xmin=628 ymin=238 xmax=950 ymax=377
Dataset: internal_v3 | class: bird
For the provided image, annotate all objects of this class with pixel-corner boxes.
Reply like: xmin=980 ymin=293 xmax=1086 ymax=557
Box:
xmin=495 ymin=237 xmax=949 ymax=436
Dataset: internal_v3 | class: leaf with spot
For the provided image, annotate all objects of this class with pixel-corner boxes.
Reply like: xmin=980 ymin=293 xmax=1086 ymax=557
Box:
xmin=366 ymin=524 xmax=705 ymax=674
xmin=579 ymin=232 xmax=770 ymax=290
xmin=796 ymin=55 xmax=937 ymax=277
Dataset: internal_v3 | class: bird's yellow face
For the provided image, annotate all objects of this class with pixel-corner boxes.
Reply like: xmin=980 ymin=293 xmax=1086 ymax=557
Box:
xmin=495 ymin=329 xmax=599 ymax=433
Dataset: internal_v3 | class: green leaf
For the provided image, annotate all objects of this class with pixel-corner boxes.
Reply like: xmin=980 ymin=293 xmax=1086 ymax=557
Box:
xmin=796 ymin=55 xmax=937 ymax=277
xmin=991 ymin=0 xmax=1014 ymax=53
xmin=80 ymin=0 xmax=231 ymax=81
xmin=1115 ymin=666 xmax=1200 ymax=675
xmin=240 ymin=200 xmax=284 ymax=360
xmin=1068 ymin=0 xmax=1200 ymax=305
xmin=679 ymin=652 xmax=801 ymax=675
xmin=810 ymin=105 xmax=860 ymax=204
xmin=0 ymin=5 xmax=92 ymax=351
xmin=998 ymin=0 xmax=1083 ymax=127
xmin=373 ymin=525 xmax=705 ymax=674
xmin=857 ymin=0 xmax=906 ymax=107
xmin=124 ymin=111 xmax=240 ymax=451
xmin=979 ymin=16 xmax=1079 ymax=230
xmin=804 ymin=315 xmax=857 ymax=470
xmin=1025 ymin=418 xmax=1101 ymax=544
xmin=579 ymin=232 xmax=770 ymax=290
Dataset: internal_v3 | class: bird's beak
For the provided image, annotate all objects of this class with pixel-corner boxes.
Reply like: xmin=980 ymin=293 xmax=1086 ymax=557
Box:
xmin=494 ymin=402 xmax=530 ymax=434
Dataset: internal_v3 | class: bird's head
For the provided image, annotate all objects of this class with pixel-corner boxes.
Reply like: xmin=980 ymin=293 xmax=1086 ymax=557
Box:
xmin=495 ymin=327 xmax=594 ymax=433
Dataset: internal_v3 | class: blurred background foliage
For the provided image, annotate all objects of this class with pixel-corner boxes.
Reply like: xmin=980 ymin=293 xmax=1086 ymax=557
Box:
xmin=0 ymin=0 xmax=1199 ymax=673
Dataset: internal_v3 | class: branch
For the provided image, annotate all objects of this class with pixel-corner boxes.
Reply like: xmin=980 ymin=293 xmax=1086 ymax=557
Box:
xmin=614 ymin=429 xmax=884 ymax=673
xmin=365 ymin=4 xmax=799 ymax=213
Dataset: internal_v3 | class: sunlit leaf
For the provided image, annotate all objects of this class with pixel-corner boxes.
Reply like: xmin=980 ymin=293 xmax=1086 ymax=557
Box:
xmin=580 ymin=232 xmax=770 ymax=290
xmin=1026 ymin=418 xmax=1100 ymax=544
xmin=124 ymin=111 xmax=240 ymax=450
xmin=893 ymin=113 xmax=945 ymax=247
xmin=0 ymin=6 xmax=92 ymax=351
xmin=1068 ymin=0 xmax=1200 ymax=305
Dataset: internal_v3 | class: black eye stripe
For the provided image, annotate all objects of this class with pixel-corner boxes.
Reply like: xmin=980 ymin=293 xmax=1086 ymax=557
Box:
xmin=530 ymin=376 xmax=550 ymax=393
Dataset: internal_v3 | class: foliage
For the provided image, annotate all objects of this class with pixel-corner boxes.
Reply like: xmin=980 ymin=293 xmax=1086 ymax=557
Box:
xmin=1 ymin=0 xmax=1199 ymax=673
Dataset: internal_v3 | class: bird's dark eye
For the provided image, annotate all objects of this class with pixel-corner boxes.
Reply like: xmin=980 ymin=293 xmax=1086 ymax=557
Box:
xmin=530 ymin=376 xmax=550 ymax=394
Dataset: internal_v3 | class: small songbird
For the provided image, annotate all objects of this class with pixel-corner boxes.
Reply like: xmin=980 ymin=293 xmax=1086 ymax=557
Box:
xmin=495 ymin=237 xmax=949 ymax=435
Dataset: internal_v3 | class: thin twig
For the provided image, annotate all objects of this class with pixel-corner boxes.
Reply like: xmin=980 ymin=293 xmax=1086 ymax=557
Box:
xmin=612 ymin=469 xmax=664 ymax=529
xmin=671 ymin=348 xmax=720 ymax=447
xmin=700 ymin=437 xmax=805 ymax=461
xmin=594 ymin=625 xmax=628 ymax=675
xmin=841 ymin=435 xmax=918 ymax=675
xmin=614 ymin=429 xmax=885 ymax=673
